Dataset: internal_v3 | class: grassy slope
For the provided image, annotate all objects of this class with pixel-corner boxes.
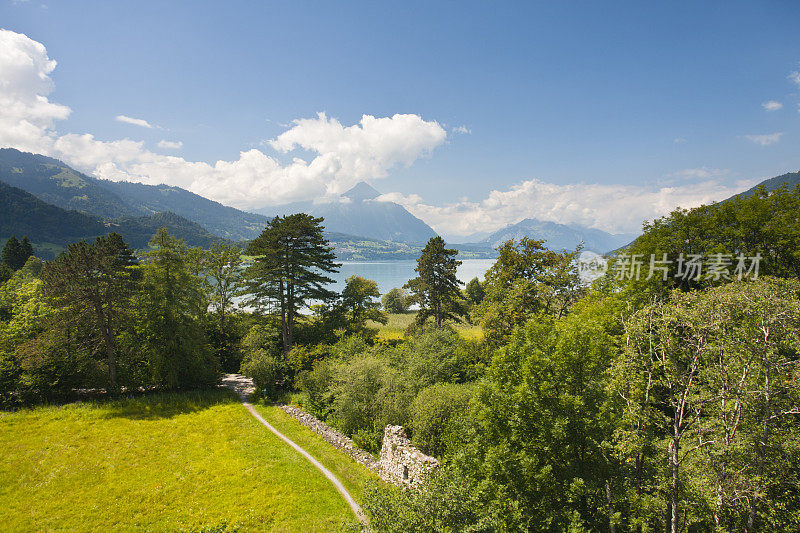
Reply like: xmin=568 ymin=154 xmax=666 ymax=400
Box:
xmin=0 ymin=390 xmax=372 ymax=532
xmin=369 ymin=312 xmax=484 ymax=342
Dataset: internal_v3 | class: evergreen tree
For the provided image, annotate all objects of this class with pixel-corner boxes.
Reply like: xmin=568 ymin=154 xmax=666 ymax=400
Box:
xmin=1 ymin=236 xmax=21 ymax=270
xmin=405 ymin=236 xmax=465 ymax=327
xmin=40 ymin=233 xmax=138 ymax=390
xmin=243 ymin=214 xmax=339 ymax=353
xmin=18 ymin=237 xmax=33 ymax=266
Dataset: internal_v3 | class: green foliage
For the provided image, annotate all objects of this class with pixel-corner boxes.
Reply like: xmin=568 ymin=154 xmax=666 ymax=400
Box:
xmin=243 ymin=213 xmax=340 ymax=352
xmin=203 ymin=242 xmax=244 ymax=372
xmin=40 ymin=233 xmax=139 ymax=390
xmin=410 ymin=382 xmax=473 ymax=457
xmin=405 ymin=236 xmax=466 ymax=327
xmin=476 ymin=237 xmax=583 ymax=346
xmin=241 ymin=350 xmax=285 ymax=401
xmin=625 ymin=184 xmax=800 ymax=296
xmin=138 ymin=228 xmax=217 ymax=390
xmin=363 ymin=467 xmax=498 ymax=533
xmin=340 ymin=275 xmax=387 ymax=334
xmin=381 ymin=287 xmax=411 ymax=314
xmin=464 ymin=276 xmax=485 ymax=305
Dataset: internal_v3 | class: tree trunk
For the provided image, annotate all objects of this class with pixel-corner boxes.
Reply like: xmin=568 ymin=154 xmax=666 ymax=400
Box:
xmin=605 ymin=479 xmax=616 ymax=533
xmin=670 ymin=436 xmax=680 ymax=533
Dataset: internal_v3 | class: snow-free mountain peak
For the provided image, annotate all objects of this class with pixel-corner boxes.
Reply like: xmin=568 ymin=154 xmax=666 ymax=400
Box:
xmin=343 ymin=181 xmax=381 ymax=201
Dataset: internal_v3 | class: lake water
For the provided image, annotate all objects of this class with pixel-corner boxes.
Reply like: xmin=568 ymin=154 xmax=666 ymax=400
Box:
xmin=329 ymin=259 xmax=494 ymax=294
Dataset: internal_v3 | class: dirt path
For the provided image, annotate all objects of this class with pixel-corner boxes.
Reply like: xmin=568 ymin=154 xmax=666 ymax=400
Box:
xmin=221 ymin=374 xmax=367 ymax=525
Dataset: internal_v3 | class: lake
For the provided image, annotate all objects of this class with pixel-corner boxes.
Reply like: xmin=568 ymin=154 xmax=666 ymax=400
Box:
xmin=329 ymin=258 xmax=494 ymax=294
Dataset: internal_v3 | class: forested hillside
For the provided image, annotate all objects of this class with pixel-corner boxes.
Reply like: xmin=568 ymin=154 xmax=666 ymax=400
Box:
xmin=0 ymin=148 xmax=267 ymax=241
xmin=0 ymin=181 xmax=106 ymax=244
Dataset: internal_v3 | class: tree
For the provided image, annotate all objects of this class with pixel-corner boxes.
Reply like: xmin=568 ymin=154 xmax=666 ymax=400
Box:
xmin=1 ymin=237 xmax=21 ymax=270
xmin=139 ymin=228 xmax=216 ymax=389
xmin=476 ymin=237 xmax=582 ymax=346
xmin=404 ymin=237 xmax=465 ymax=327
xmin=464 ymin=277 xmax=485 ymax=305
xmin=40 ymin=233 xmax=138 ymax=391
xmin=341 ymin=275 xmax=387 ymax=333
xmin=382 ymin=287 xmax=411 ymax=314
xmin=243 ymin=214 xmax=340 ymax=353
xmin=203 ymin=243 xmax=243 ymax=371
xmin=18 ymin=237 xmax=33 ymax=266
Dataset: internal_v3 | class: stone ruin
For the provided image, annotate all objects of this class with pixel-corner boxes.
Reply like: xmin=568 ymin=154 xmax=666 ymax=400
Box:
xmin=278 ymin=405 xmax=439 ymax=488
xmin=378 ymin=425 xmax=439 ymax=487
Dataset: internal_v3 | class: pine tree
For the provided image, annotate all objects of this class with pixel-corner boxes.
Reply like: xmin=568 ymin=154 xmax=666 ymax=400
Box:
xmin=405 ymin=236 xmax=465 ymax=327
xmin=243 ymin=214 xmax=339 ymax=353
xmin=1 ymin=236 xmax=21 ymax=270
xmin=41 ymin=233 xmax=138 ymax=390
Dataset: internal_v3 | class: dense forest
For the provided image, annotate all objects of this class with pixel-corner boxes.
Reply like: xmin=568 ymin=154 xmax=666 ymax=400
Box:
xmin=1 ymin=185 xmax=799 ymax=532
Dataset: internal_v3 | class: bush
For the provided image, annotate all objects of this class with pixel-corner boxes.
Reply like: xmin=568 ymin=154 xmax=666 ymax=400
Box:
xmin=240 ymin=349 xmax=285 ymax=401
xmin=410 ymin=382 xmax=473 ymax=457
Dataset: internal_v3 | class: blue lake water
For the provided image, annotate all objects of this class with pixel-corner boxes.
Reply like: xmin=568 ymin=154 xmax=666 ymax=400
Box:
xmin=329 ymin=259 xmax=494 ymax=295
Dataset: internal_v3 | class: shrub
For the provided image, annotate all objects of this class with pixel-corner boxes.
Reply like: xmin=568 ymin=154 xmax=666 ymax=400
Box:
xmin=240 ymin=350 xmax=285 ymax=401
xmin=410 ymin=382 xmax=474 ymax=457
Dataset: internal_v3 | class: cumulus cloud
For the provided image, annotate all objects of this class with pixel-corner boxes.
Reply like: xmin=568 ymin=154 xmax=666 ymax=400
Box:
xmin=115 ymin=115 xmax=153 ymax=128
xmin=386 ymin=177 xmax=759 ymax=237
xmin=0 ymin=29 xmax=71 ymax=153
xmin=762 ymin=100 xmax=783 ymax=111
xmin=452 ymin=125 xmax=471 ymax=134
xmin=744 ymin=133 xmax=783 ymax=146
xmin=157 ymin=139 xmax=183 ymax=149
xmin=0 ymin=30 xmax=447 ymax=209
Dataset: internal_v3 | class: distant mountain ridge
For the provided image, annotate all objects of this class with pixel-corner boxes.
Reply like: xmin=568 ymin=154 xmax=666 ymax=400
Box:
xmin=0 ymin=148 xmax=268 ymax=241
xmin=476 ymin=218 xmax=636 ymax=254
xmin=258 ymin=182 xmax=438 ymax=244
xmin=735 ymin=170 xmax=800 ymax=198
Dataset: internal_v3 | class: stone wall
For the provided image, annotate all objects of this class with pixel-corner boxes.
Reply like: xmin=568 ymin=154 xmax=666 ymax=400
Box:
xmin=279 ymin=406 xmax=439 ymax=487
xmin=378 ymin=425 xmax=439 ymax=487
xmin=279 ymin=405 xmax=381 ymax=475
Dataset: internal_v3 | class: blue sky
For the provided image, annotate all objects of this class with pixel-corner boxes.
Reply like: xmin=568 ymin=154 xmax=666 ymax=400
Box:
xmin=1 ymin=1 xmax=799 ymax=237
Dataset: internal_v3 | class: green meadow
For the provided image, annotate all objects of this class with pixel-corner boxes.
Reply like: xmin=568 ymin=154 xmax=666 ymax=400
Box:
xmin=0 ymin=390 xmax=374 ymax=532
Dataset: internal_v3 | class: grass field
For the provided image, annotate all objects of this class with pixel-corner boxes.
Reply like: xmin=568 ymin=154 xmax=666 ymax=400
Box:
xmin=0 ymin=390 xmax=376 ymax=532
xmin=369 ymin=312 xmax=484 ymax=342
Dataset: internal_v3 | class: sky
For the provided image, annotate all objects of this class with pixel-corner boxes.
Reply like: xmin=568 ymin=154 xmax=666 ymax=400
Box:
xmin=1 ymin=0 xmax=799 ymax=239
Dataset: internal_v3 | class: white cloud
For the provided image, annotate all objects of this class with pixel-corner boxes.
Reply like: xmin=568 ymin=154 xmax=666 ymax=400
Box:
xmin=789 ymin=71 xmax=800 ymax=86
xmin=762 ymin=100 xmax=783 ymax=111
xmin=744 ymin=132 xmax=783 ymax=146
xmin=115 ymin=114 xmax=153 ymax=128
xmin=0 ymin=30 xmax=448 ymax=209
xmin=384 ymin=176 xmax=758 ymax=237
xmin=673 ymin=137 xmax=687 ymax=144
xmin=452 ymin=125 xmax=471 ymax=134
xmin=157 ymin=139 xmax=183 ymax=150
xmin=0 ymin=29 xmax=71 ymax=153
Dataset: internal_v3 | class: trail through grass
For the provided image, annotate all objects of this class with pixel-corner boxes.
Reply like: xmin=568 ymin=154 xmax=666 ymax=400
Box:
xmin=0 ymin=390 xmax=369 ymax=532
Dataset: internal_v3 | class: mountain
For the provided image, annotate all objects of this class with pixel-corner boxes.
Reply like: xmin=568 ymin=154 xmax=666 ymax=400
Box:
xmin=735 ymin=170 xmax=800 ymax=198
xmin=109 ymin=212 xmax=220 ymax=249
xmin=95 ymin=180 xmax=269 ymax=241
xmin=0 ymin=148 xmax=268 ymax=241
xmin=479 ymin=218 xmax=636 ymax=254
xmin=0 ymin=180 xmax=223 ymax=255
xmin=0 ymin=181 xmax=106 ymax=245
xmin=0 ymin=148 xmax=141 ymax=219
xmin=258 ymin=182 xmax=438 ymax=244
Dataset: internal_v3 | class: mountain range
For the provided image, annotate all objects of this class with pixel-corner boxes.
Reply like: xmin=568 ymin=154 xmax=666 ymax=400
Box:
xmin=2 ymin=146 xmax=798 ymax=259
xmin=257 ymin=181 xmax=438 ymax=244
xmin=0 ymin=148 xmax=268 ymax=242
